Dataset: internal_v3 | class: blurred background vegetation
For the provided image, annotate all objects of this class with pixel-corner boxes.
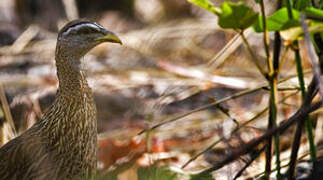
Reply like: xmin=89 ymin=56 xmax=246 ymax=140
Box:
xmin=0 ymin=0 xmax=322 ymax=179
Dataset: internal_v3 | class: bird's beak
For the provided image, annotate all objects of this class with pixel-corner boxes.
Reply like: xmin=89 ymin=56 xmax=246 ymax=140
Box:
xmin=95 ymin=31 xmax=122 ymax=45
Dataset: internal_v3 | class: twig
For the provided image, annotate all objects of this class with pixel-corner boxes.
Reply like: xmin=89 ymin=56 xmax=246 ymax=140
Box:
xmin=285 ymin=5 xmax=317 ymax=179
xmin=181 ymin=91 xmax=298 ymax=169
xmin=0 ymin=83 xmax=16 ymax=135
xmin=61 ymin=0 xmax=79 ymax=20
xmin=255 ymin=152 xmax=310 ymax=178
xmin=194 ymin=78 xmax=320 ymax=177
xmin=305 ymin=14 xmax=323 ymax=22
xmin=288 ymin=13 xmax=321 ymax=179
xmin=301 ymin=13 xmax=323 ymax=102
xmin=0 ymin=25 xmax=39 ymax=55
xmin=208 ymin=29 xmax=252 ymax=69
xmin=138 ymin=87 xmax=263 ymax=135
xmin=239 ymin=31 xmax=267 ymax=78
xmin=138 ymin=71 xmax=312 ymax=135
xmin=209 ymin=96 xmax=239 ymax=126
xmin=233 ymin=145 xmax=266 ymax=180
xmin=259 ymin=0 xmax=281 ymax=178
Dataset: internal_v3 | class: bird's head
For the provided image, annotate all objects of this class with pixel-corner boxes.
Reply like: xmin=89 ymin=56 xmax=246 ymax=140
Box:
xmin=56 ymin=19 xmax=122 ymax=58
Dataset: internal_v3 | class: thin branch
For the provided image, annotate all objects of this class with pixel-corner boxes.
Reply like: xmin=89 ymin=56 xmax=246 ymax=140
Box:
xmin=138 ymin=71 xmax=312 ymax=135
xmin=233 ymin=145 xmax=266 ymax=180
xmin=61 ymin=0 xmax=79 ymax=20
xmin=259 ymin=0 xmax=281 ymax=177
xmin=208 ymin=29 xmax=252 ymax=69
xmin=301 ymin=13 xmax=323 ymax=101
xmin=0 ymin=83 xmax=16 ymax=135
xmin=194 ymin=78 xmax=320 ymax=177
xmin=138 ymin=87 xmax=263 ymax=135
xmin=305 ymin=14 xmax=323 ymax=22
xmin=239 ymin=31 xmax=267 ymax=78
xmin=181 ymin=91 xmax=298 ymax=168
xmin=286 ymin=6 xmax=317 ymax=179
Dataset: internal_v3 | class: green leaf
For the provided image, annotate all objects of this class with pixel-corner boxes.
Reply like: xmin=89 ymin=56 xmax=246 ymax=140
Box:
xmin=280 ymin=19 xmax=300 ymax=30
xmin=295 ymin=0 xmax=311 ymax=11
xmin=253 ymin=7 xmax=300 ymax=32
xmin=217 ymin=2 xmax=258 ymax=30
xmin=189 ymin=172 xmax=214 ymax=180
xmin=137 ymin=165 xmax=178 ymax=180
xmin=304 ymin=7 xmax=323 ymax=18
xmin=187 ymin=0 xmax=220 ymax=15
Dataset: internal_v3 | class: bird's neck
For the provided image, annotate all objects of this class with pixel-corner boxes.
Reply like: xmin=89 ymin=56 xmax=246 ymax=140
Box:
xmin=55 ymin=53 xmax=92 ymax=98
xmin=44 ymin=52 xmax=97 ymax=172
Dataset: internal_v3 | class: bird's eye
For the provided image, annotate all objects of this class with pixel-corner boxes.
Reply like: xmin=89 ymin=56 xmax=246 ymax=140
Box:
xmin=78 ymin=28 xmax=89 ymax=34
xmin=78 ymin=27 xmax=97 ymax=35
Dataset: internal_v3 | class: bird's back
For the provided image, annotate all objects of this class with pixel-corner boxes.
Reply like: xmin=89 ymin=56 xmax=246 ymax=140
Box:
xmin=0 ymin=93 xmax=97 ymax=180
xmin=0 ymin=124 xmax=60 ymax=180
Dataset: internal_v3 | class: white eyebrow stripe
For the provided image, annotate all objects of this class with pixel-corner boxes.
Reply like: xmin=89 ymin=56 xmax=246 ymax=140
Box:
xmin=62 ymin=23 xmax=100 ymax=36
xmin=94 ymin=22 xmax=105 ymax=29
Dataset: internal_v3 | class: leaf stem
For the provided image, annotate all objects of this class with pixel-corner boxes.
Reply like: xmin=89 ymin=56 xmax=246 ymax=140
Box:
xmin=259 ymin=0 xmax=281 ymax=178
xmin=286 ymin=1 xmax=317 ymax=179
xmin=239 ymin=31 xmax=267 ymax=78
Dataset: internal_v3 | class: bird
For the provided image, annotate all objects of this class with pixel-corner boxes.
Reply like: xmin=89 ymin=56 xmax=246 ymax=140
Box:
xmin=0 ymin=19 xmax=122 ymax=180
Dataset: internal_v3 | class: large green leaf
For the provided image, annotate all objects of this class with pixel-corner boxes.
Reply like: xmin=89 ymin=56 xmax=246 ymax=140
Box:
xmin=305 ymin=7 xmax=323 ymax=18
xmin=217 ymin=2 xmax=258 ymax=30
xmin=187 ymin=0 xmax=220 ymax=15
xmin=188 ymin=1 xmax=258 ymax=30
xmin=253 ymin=7 xmax=300 ymax=32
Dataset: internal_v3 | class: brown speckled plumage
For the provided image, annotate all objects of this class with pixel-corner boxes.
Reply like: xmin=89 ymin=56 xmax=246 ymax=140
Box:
xmin=0 ymin=19 xmax=121 ymax=180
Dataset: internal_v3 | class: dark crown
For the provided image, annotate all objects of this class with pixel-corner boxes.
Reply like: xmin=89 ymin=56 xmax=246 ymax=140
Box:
xmin=58 ymin=19 xmax=106 ymax=38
